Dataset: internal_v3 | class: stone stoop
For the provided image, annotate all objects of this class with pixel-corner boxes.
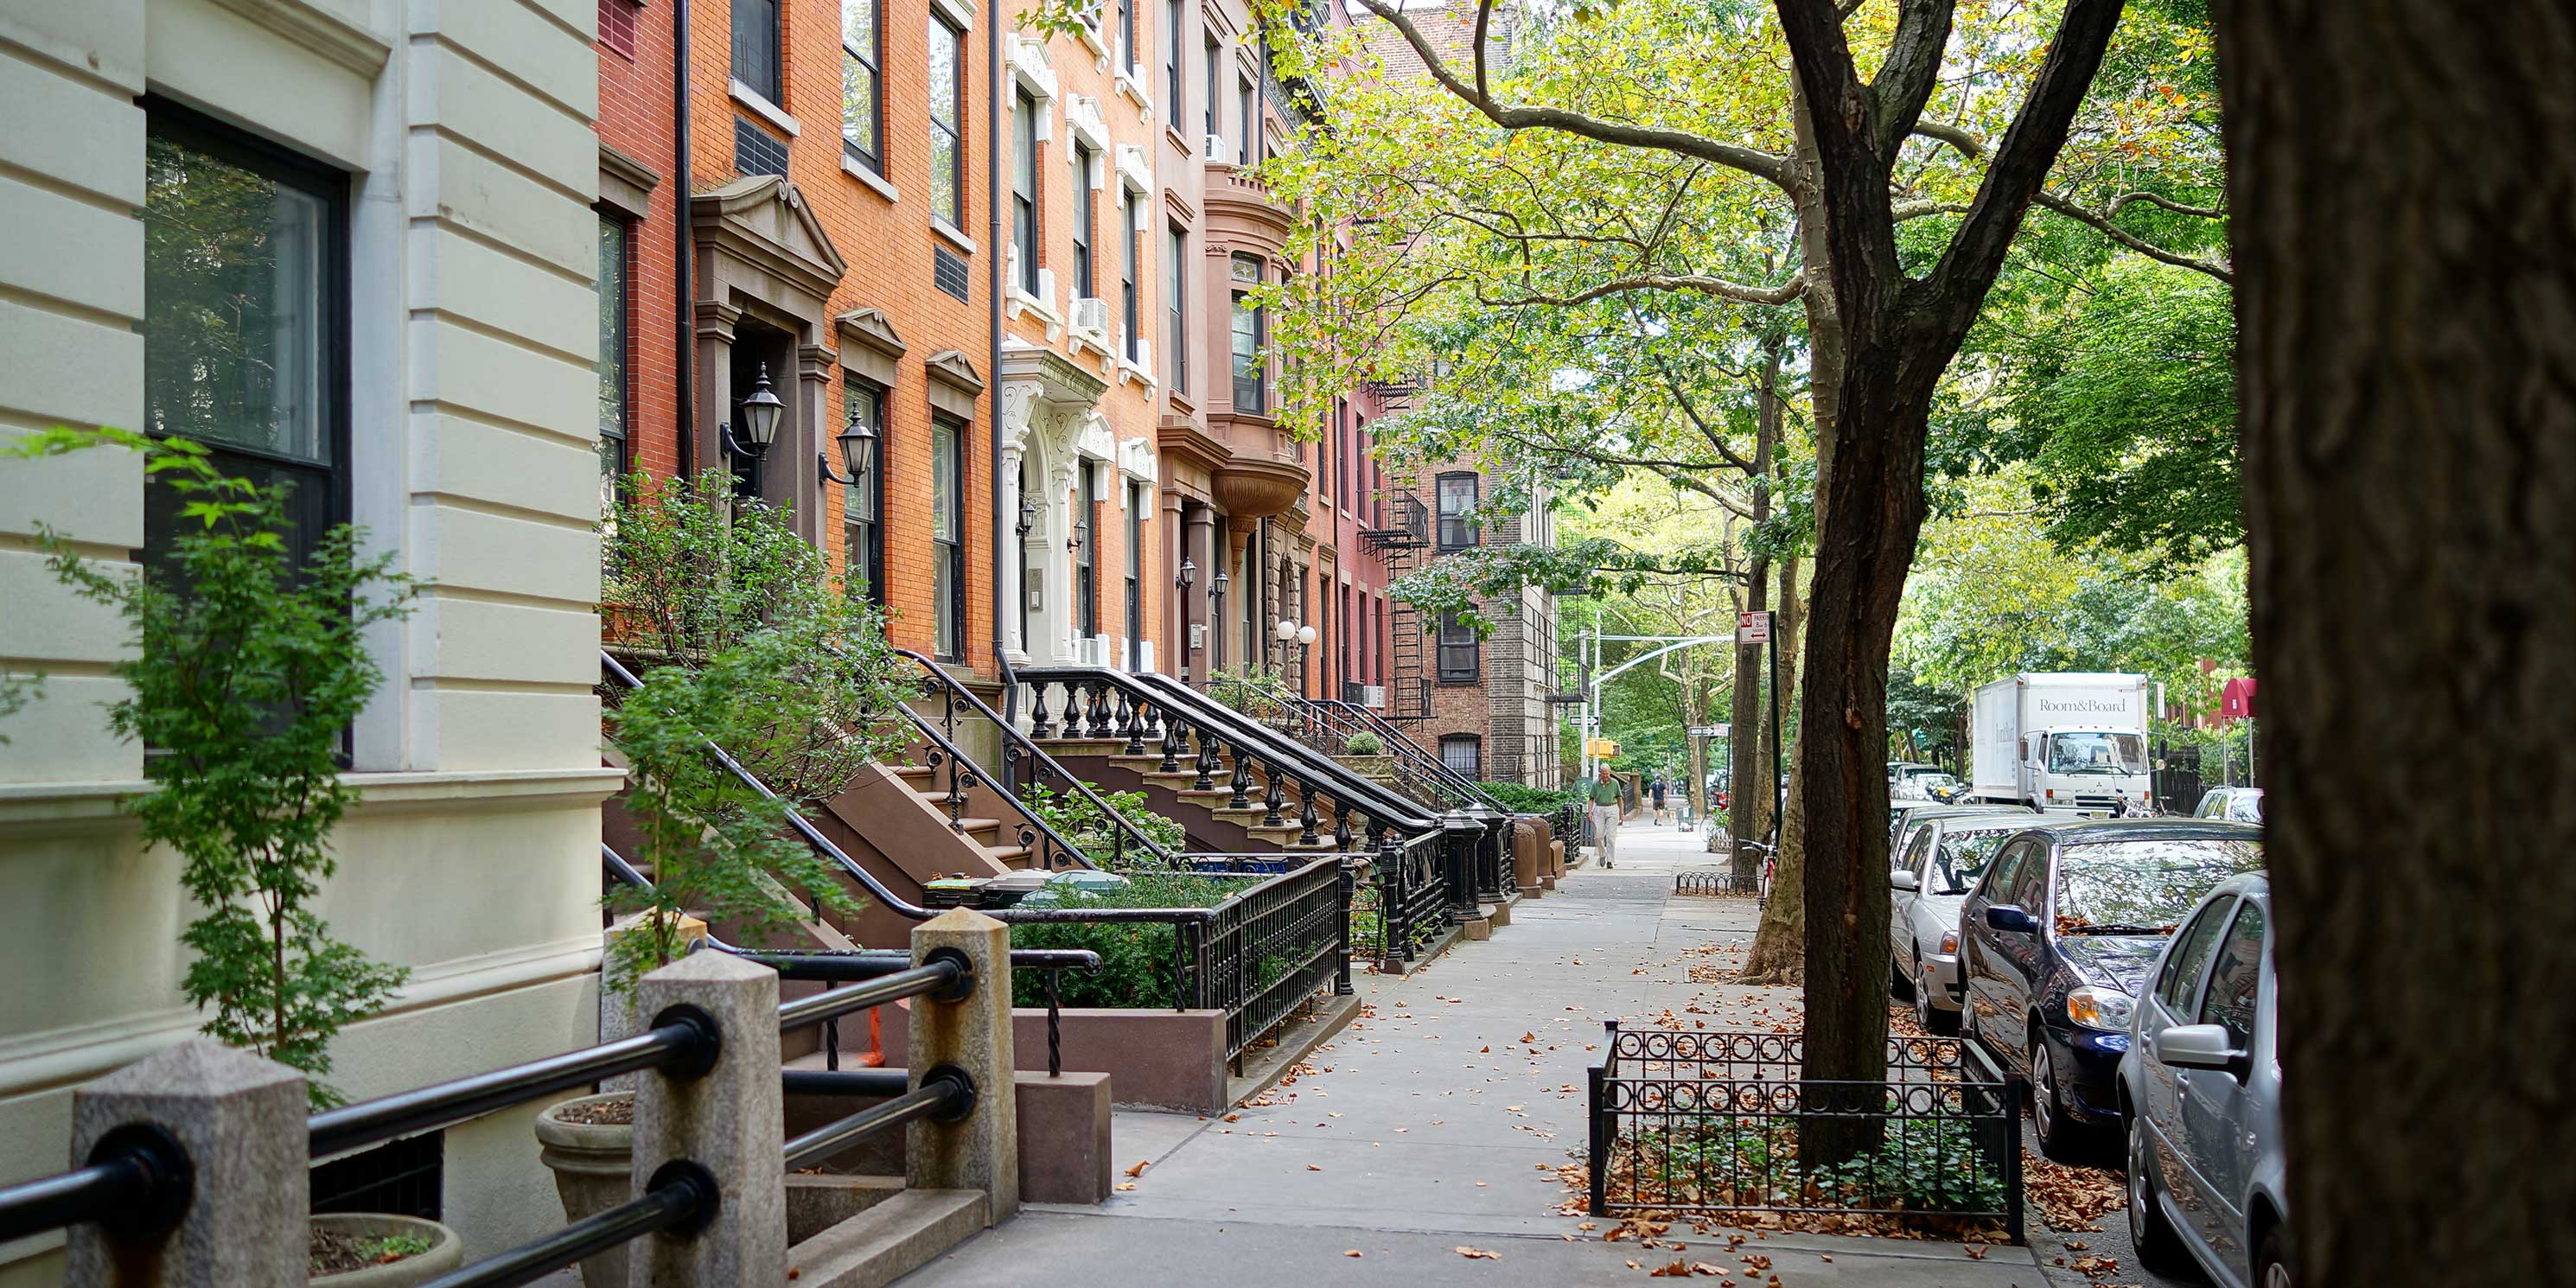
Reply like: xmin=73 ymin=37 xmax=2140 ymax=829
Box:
xmin=785 ymin=1188 xmax=989 ymax=1288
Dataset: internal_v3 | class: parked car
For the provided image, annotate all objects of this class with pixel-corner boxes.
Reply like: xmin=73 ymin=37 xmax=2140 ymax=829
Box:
xmin=1956 ymin=819 xmax=2264 ymax=1157
xmin=2118 ymin=873 xmax=2288 ymax=1288
xmin=1888 ymin=813 xmax=2037 ymax=1035
xmin=1889 ymin=800 xmax=2037 ymax=854
xmin=2192 ymin=787 xmax=2266 ymax=824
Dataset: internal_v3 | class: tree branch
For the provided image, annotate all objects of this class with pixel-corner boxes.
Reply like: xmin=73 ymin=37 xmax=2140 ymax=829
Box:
xmin=1869 ymin=0 xmax=1959 ymax=158
xmin=1353 ymin=0 xmax=1791 ymax=188
xmin=1910 ymin=121 xmax=2233 ymax=283
xmin=1476 ymin=271 xmax=1809 ymax=309
xmin=1923 ymin=0 xmax=2135 ymax=316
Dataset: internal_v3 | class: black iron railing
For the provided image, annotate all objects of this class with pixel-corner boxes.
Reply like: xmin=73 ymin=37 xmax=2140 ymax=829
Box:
xmin=0 ymin=1126 xmax=191 ymax=1247
xmin=1586 ymin=1025 xmax=2023 ymax=1241
xmin=1368 ymin=832 xmax=1452 ymax=966
xmin=1016 ymin=666 xmax=1439 ymax=857
xmin=1175 ymin=855 xmax=1354 ymax=1064
xmin=886 ymin=646 xmax=1178 ymax=870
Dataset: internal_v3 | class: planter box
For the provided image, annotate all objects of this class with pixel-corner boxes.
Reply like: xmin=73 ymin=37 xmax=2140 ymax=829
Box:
xmin=309 ymin=1214 xmax=465 ymax=1288
xmin=877 ymin=1006 xmax=1229 ymax=1113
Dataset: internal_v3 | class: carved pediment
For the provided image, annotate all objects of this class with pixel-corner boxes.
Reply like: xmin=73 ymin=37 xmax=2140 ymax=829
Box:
xmin=690 ymin=175 xmax=848 ymax=303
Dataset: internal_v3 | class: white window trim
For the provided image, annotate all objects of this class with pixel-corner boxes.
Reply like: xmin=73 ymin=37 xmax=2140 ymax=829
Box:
xmin=842 ymin=153 xmax=898 ymax=201
xmin=930 ymin=0 xmax=976 ymax=29
xmin=932 ymin=216 xmax=978 ymax=255
xmin=730 ymin=79 xmax=801 ymax=137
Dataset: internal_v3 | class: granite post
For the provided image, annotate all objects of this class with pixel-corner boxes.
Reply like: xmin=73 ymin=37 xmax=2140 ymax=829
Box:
xmin=66 ymin=1038 xmax=304 ymax=1288
xmin=906 ymin=909 xmax=1020 ymax=1223
xmin=630 ymin=951 xmax=784 ymax=1288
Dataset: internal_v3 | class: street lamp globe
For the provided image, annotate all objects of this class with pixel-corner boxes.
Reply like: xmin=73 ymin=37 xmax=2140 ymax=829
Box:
xmin=736 ymin=365 xmax=785 ymax=451
xmin=1297 ymin=624 xmax=1318 ymax=647
xmin=1274 ymin=618 xmax=1299 ymax=642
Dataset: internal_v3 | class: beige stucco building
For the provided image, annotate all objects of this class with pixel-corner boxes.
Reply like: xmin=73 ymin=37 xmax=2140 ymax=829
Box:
xmin=0 ymin=0 xmax=615 ymax=1278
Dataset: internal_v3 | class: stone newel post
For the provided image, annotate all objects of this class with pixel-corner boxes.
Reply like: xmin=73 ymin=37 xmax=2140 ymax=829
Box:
xmin=630 ymin=951 xmax=785 ymax=1288
xmin=66 ymin=1038 xmax=304 ymax=1288
xmin=906 ymin=909 xmax=1020 ymax=1224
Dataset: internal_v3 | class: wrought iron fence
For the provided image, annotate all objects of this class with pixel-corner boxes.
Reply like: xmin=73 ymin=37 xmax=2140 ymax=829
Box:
xmin=1180 ymin=855 xmax=1355 ymax=1065
xmin=1674 ymin=869 xmax=1761 ymax=896
xmin=1373 ymin=832 xmax=1452 ymax=966
xmin=1587 ymin=1025 xmax=2023 ymax=1241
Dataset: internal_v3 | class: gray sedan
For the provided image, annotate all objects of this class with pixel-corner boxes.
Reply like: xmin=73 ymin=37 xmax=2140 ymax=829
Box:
xmin=2117 ymin=872 xmax=2291 ymax=1288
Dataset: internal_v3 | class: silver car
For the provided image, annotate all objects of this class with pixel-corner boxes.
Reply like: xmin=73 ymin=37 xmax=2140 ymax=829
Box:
xmin=1887 ymin=813 xmax=2031 ymax=1035
xmin=2117 ymin=873 xmax=2291 ymax=1288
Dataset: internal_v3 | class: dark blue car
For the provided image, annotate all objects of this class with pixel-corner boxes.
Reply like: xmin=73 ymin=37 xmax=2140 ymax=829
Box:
xmin=1957 ymin=819 xmax=2264 ymax=1159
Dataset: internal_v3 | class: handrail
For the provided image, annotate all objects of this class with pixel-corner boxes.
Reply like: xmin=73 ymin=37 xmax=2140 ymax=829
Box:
xmin=777 ymin=958 xmax=967 ymax=1029
xmin=309 ymin=1011 xmax=718 ymax=1158
xmin=0 ymin=1127 xmax=189 ymax=1247
xmin=602 ymin=650 xmax=944 ymax=920
xmin=1022 ymin=665 xmax=1438 ymax=837
xmin=1238 ymin=678 xmax=1502 ymax=813
xmin=782 ymin=1072 xmax=972 ymax=1171
xmin=883 ymin=645 xmax=1177 ymax=868
xmin=418 ymin=1164 xmax=715 ymax=1288
xmin=1315 ymin=698 xmax=1507 ymax=811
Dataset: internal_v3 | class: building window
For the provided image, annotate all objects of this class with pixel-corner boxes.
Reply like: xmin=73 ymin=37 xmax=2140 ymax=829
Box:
xmin=1164 ymin=0 xmax=1183 ymax=112
xmin=1440 ymin=735 xmax=1482 ymax=778
xmin=599 ymin=0 xmax=640 ymax=59
xmin=1070 ymin=143 xmax=1095 ymax=298
xmin=143 ymin=114 xmax=347 ymax=572
xmin=1438 ymin=612 xmax=1479 ymax=684
xmin=931 ymin=415 xmax=966 ymax=658
xmin=1166 ymin=223 xmax=1188 ymax=392
xmin=1229 ymin=254 xmax=1264 ymax=413
xmin=1436 ymin=471 xmax=1479 ymax=549
xmin=929 ymin=14 xmax=966 ymax=227
xmin=1121 ymin=194 xmax=1141 ymax=361
xmin=596 ymin=215 xmax=630 ymax=513
xmin=1011 ymin=89 xmax=1038 ymax=292
xmin=734 ymin=0 xmax=781 ymax=105
xmin=842 ymin=0 xmax=883 ymax=172
xmin=1203 ymin=35 xmax=1220 ymax=143
xmin=1117 ymin=0 xmax=1136 ymax=73
xmin=1236 ymin=75 xmax=1253 ymax=165
xmin=843 ymin=380 xmax=885 ymax=603
xmin=1075 ymin=466 xmax=1100 ymax=638
xmin=1125 ymin=480 xmax=1145 ymax=669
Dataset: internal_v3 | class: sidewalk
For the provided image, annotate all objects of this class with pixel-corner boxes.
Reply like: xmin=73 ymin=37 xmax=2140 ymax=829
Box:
xmin=891 ymin=821 xmax=2054 ymax=1288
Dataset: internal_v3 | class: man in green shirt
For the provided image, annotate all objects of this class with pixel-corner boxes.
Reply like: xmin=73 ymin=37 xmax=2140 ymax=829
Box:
xmin=1587 ymin=765 xmax=1623 ymax=869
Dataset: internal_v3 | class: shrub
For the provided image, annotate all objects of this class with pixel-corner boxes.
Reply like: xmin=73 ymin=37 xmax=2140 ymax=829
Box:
xmin=1478 ymin=781 xmax=1581 ymax=814
xmin=13 ymin=429 xmax=413 ymax=1106
xmin=1342 ymin=731 xmax=1384 ymax=756
xmin=1006 ymin=873 xmax=1246 ymax=1008
xmin=1019 ymin=781 xmax=1189 ymax=867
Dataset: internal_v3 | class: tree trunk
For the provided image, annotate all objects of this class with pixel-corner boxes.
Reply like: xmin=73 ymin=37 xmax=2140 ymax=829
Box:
xmin=2216 ymin=3 xmax=2576 ymax=1278
xmin=1729 ymin=341 xmax=1786 ymax=879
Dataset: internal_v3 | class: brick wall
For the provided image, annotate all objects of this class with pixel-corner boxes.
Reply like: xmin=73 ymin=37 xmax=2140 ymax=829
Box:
xmin=597 ymin=0 xmax=683 ymax=481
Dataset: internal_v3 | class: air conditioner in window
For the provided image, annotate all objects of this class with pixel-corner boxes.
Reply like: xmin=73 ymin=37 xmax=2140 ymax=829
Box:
xmin=1073 ymin=296 xmax=1111 ymax=338
xmin=1345 ymin=683 xmax=1387 ymax=708
xmin=1203 ymin=133 xmax=1227 ymax=162
xmin=1081 ymin=634 xmax=1114 ymax=666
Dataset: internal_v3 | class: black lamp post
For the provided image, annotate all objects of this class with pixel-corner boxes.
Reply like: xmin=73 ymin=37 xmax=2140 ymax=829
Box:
xmin=1210 ymin=571 xmax=1231 ymax=672
xmin=722 ymin=364 xmax=786 ymax=498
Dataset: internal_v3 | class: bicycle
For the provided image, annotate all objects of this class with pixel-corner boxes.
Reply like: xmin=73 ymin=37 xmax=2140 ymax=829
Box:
xmin=1737 ymin=838 xmax=1778 ymax=905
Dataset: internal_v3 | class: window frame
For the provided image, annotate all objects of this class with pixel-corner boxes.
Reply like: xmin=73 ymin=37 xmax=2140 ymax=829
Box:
xmin=596 ymin=212 xmax=632 ymax=513
xmin=1435 ymin=471 xmax=1480 ymax=550
xmin=1229 ymin=254 xmax=1265 ymax=413
xmin=1070 ymin=142 xmax=1095 ymax=298
xmin=1164 ymin=0 xmax=1183 ymax=112
xmin=841 ymin=378 xmax=888 ymax=606
xmin=1121 ymin=194 xmax=1141 ymax=360
xmin=1075 ymin=464 xmax=1100 ymax=639
xmin=734 ymin=0 xmax=783 ymax=105
xmin=931 ymin=413 xmax=968 ymax=660
xmin=1439 ymin=734 xmax=1482 ymax=778
xmin=1125 ymin=480 xmax=1145 ymax=669
xmin=141 ymin=105 xmax=354 ymax=574
xmin=1166 ymin=222 xmax=1188 ymax=392
xmin=1203 ymin=34 xmax=1220 ymax=143
xmin=842 ymin=0 xmax=885 ymax=172
xmin=2155 ymin=895 xmax=2237 ymax=1016
xmin=1012 ymin=88 xmax=1039 ymax=293
xmin=2197 ymin=898 xmax=2267 ymax=1048
xmin=1117 ymin=0 xmax=1136 ymax=73
xmin=1436 ymin=611 xmax=1479 ymax=685
xmin=1235 ymin=74 xmax=1253 ymax=165
xmin=929 ymin=13 xmax=967 ymax=228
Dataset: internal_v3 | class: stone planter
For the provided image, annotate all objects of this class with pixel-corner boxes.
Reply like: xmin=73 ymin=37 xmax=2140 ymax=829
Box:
xmin=309 ymin=1213 xmax=463 ymax=1287
xmin=533 ymin=1092 xmax=634 ymax=1288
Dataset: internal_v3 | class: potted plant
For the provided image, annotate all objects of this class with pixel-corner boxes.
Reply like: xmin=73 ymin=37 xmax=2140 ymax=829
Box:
xmin=308 ymin=1214 xmax=464 ymax=1287
xmin=13 ymin=430 xmax=443 ymax=1267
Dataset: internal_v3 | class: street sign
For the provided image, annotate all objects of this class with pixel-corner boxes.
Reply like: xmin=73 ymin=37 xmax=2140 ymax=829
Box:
xmin=1737 ymin=610 xmax=1772 ymax=644
xmin=1688 ymin=724 xmax=1727 ymax=738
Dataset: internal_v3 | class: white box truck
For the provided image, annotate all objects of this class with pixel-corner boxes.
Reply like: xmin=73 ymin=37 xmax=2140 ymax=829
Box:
xmin=1968 ymin=673 xmax=2152 ymax=815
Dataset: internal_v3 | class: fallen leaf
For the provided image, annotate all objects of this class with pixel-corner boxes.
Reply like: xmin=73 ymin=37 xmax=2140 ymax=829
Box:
xmin=1114 ymin=1183 xmax=1136 ymax=1191
xmin=1307 ymin=1164 xmax=1323 ymax=1171
xmin=1342 ymin=1251 xmax=1362 ymax=1258
xmin=1123 ymin=1160 xmax=1151 ymax=1178
xmin=1455 ymin=1247 xmax=1502 ymax=1260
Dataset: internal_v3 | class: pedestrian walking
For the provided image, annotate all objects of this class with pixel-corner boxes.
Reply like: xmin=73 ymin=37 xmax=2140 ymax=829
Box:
xmin=1588 ymin=765 xmax=1623 ymax=869
xmin=1649 ymin=774 xmax=1670 ymax=826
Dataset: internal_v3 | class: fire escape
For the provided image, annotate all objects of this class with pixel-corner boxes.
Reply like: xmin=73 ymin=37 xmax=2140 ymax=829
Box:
xmin=1361 ymin=488 xmax=1431 ymax=724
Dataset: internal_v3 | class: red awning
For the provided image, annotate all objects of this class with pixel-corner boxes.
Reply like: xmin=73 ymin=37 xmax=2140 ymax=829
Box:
xmin=2220 ymin=677 xmax=2258 ymax=720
